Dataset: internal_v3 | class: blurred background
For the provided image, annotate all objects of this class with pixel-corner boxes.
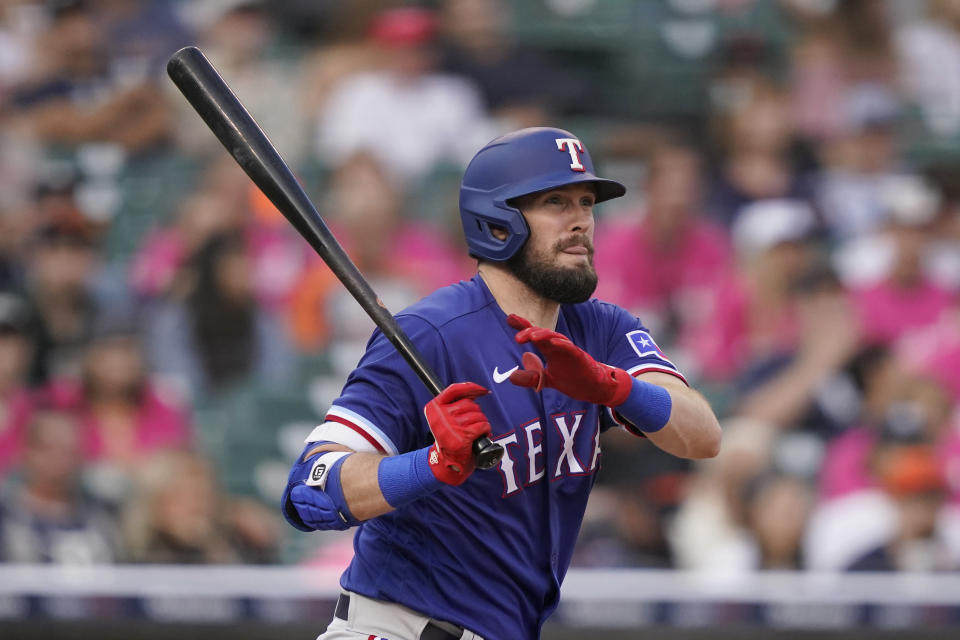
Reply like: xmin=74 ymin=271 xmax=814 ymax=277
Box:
xmin=0 ymin=0 xmax=959 ymax=638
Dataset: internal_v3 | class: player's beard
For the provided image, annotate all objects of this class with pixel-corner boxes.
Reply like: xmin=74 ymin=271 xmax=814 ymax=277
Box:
xmin=506 ymin=234 xmax=598 ymax=304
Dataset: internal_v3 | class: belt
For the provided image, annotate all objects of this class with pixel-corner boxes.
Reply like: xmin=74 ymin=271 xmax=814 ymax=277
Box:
xmin=335 ymin=593 xmax=463 ymax=640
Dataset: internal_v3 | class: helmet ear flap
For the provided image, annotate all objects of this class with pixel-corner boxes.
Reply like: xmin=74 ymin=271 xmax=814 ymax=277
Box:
xmin=460 ymin=198 xmax=529 ymax=262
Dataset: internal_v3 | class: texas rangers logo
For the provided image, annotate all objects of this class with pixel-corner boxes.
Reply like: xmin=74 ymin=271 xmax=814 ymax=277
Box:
xmin=556 ymin=137 xmax=586 ymax=172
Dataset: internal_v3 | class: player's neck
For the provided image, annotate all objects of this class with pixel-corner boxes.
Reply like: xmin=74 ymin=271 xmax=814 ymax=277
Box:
xmin=478 ymin=264 xmax=560 ymax=330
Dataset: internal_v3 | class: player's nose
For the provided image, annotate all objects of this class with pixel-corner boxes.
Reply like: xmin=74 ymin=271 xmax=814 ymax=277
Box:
xmin=568 ymin=203 xmax=594 ymax=233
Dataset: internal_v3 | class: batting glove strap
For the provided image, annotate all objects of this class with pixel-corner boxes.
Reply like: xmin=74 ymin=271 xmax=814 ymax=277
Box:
xmin=613 ymin=377 xmax=673 ymax=434
xmin=378 ymin=446 xmax=443 ymax=509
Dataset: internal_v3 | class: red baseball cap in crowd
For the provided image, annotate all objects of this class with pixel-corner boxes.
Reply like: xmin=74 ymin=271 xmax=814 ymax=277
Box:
xmin=369 ymin=7 xmax=437 ymax=46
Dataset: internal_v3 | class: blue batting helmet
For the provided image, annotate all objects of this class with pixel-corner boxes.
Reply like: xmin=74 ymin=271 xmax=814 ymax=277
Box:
xmin=459 ymin=127 xmax=626 ymax=262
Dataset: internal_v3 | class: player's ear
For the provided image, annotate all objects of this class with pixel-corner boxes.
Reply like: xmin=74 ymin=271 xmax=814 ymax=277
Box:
xmin=489 ymin=223 xmax=509 ymax=241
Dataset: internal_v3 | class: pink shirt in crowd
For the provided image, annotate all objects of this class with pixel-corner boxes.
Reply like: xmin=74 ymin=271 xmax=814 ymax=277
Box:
xmin=895 ymin=309 xmax=960 ymax=403
xmin=820 ymin=424 xmax=960 ymax=506
xmin=594 ymin=216 xmax=733 ymax=314
xmin=0 ymin=381 xmax=192 ymax=471
xmin=377 ymin=223 xmax=473 ymax=293
xmin=130 ymin=224 xmax=307 ymax=309
xmin=853 ymin=278 xmax=955 ymax=345
xmin=594 ymin=216 xmax=762 ymax=381
xmin=0 ymin=389 xmax=36 ymax=476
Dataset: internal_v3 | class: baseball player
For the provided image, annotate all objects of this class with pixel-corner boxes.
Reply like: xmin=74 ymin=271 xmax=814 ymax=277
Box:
xmin=282 ymin=127 xmax=722 ymax=640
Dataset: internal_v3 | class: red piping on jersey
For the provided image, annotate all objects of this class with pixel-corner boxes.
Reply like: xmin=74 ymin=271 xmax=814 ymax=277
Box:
xmin=630 ymin=365 xmax=688 ymax=386
xmin=325 ymin=414 xmax=387 ymax=454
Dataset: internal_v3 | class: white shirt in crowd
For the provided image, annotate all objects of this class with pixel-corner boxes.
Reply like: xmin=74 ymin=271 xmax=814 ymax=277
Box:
xmin=316 ymin=71 xmax=499 ymax=184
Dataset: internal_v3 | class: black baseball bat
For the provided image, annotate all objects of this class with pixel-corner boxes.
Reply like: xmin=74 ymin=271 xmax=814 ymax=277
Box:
xmin=166 ymin=46 xmax=503 ymax=470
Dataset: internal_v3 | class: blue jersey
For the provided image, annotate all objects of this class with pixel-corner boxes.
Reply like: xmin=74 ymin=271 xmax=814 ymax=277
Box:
xmin=305 ymin=274 xmax=684 ymax=640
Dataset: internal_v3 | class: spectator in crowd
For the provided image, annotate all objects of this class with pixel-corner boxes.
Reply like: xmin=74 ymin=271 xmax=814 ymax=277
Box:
xmin=574 ymin=428 xmax=691 ymax=568
xmin=693 ymin=198 xmax=844 ymax=387
xmin=817 ymin=345 xmax=905 ymax=500
xmin=24 ymin=311 xmax=193 ymax=505
xmin=296 ymin=3 xmax=385 ymax=120
xmin=787 ymin=0 xmax=899 ymax=142
xmin=733 ymin=257 xmax=862 ymax=435
xmin=0 ymin=163 xmax=90 ymax=297
xmin=437 ymin=0 xmax=586 ymax=128
xmin=787 ymin=1 xmax=860 ymax=143
xmin=0 ymin=1 xmax=39 ymax=95
xmin=172 ymin=1 xmax=309 ymax=164
xmin=314 ymin=6 xmax=498 ymax=186
xmin=846 ymin=444 xmax=954 ymax=571
xmin=671 ymin=418 xmax=820 ymax=573
xmin=815 ymin=84 xmax=912 ymax=241
xmin=896 ymin=0 xmax=960 ymax=138
xmin=3 ymin=0 xmax=172 ymax=153
xmin=7 ymin=162 xmax=122 ymax=295
xmin=896 ymin=305 xmax=960 ymax=406
xmin=573 ymin=484 xmax=676 ymax=569
xmin=288 ymin=153 xmax=468 ymax=362
xmin=849 ymin=176 xmax=955 ymax=345
xmin=594 ymin=139 xmax=736 ymax=381
xmin=818 ymin=353 xmax=955 ymax=501
xmin=0 ymin=294 xmax=35 ymax=477
xmin=741 ymin=470 xmax=814 ymax=570
xmin=707 ymin=86 xmax=816 ymax=229
xmin=145 ymin=231 xmax=297 ymax=402
xmin=22 ymin=217 xmax=104 ymax=386
xmin=0 ymin=406 xmax=119 ymax=563
xmin=806 ymin=365 xmax=957 ymax=571
xmin=0 ymin=204 xmax=25 ymax=295
xmin=130 ymin=181 xmax=239 ymax=303
xmin=121 ymin=449 xmax=280 ymax=564
xmin=130 ymin=157 xmax=308 ymax=311
xmin=669 ymin=418 xmax=778 ymax=572
xmin=925 ymin=176 xmax=960 ymax=292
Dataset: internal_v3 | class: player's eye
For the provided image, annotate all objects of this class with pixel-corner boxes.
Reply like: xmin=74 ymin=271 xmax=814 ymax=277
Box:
xmin=544 ymin=195 xmax=563 ymax=205
xmin=581 ymin=197 xmax=596 ymax=207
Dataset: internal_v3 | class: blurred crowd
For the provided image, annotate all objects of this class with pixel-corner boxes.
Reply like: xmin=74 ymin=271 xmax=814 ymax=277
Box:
xmin=0 ymin=0 xmax=958 ymax=575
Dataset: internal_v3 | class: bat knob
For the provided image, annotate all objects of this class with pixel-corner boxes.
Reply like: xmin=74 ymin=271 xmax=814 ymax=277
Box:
xmin=473 ymin=436 xmax=504 ymax=470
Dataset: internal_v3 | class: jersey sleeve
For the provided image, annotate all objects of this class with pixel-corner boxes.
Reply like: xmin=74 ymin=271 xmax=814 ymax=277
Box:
xmin=597 ymin=301 xmax=688 ymax=384
xmin=303 ymin=314 xmax=448 ymax=456
xmin=593 ymin=301 xmax=688 ymax=435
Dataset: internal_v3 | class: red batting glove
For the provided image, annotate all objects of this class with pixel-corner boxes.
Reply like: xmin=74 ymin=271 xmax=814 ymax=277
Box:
xmin=506 ymin=314 xmax=633 ymax=407
xmin=424 ymin=382 xmax=493 ymax=485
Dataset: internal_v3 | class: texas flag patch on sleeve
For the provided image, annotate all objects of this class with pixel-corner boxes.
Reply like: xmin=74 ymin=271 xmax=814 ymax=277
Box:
xmin=624 ymin=329 xmax=685 ymax=383
xmin=627 ymin=329 xmax=671 ymax=362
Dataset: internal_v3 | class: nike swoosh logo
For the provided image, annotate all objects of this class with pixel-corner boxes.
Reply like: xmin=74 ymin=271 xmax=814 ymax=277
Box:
xmin=492 ymin=365 xmax=519 ymax=384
